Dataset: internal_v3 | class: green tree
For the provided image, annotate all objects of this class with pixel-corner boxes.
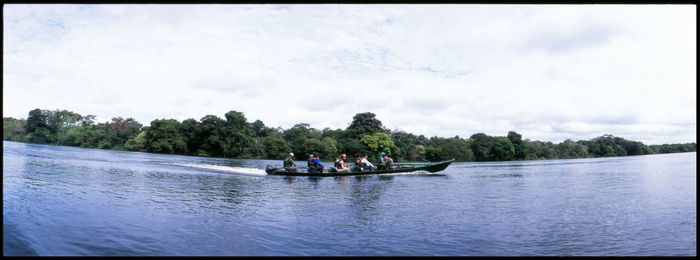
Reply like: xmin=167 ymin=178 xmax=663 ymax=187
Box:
xmin=124 ymin=131 xmax=147 ymax=152
xmin=336 ymin=138 xmax=370 ymax=159
xmin=145 ymin=119 xmax=186 ymax=154
xmin=491 ymin=137 xmax=515 ymax=161
xmin=58 ymin=126 xmax=88 ymax=147
xmin=585 ymin=135 xmax=627 ymax=157
xmin=179 ymin=118 xmax=203 ymax=155
xmin=30 ymin=128 xmax=56 ymax=144
xmin=360 ymin=132 xmax=398 ymax=157
xmin=469 ymin=133 xmax=495 ymax=161
xmin=259 ymin=136 xmax=291 ymax=159
xmin=424 ymin=145 xmax=445 ymax=161
xmin=556 ymin=139 xmax=588 ymax=159
xmin=250 ymin=120 xmax=268 ymax=137
xmin=427 ymin=136 xmax=473 ymax=161
xmin=47 ymin=109 xmax=84 ymax=137
xmin=198 ymin=115 xmax=227 ymax=156
xmin=4 ymin=117 xmax=28 ymax=142
xmin=320 ymin=137 xmax=339 ymax=160
xmin=507 ymin=131 xmax=526 ymax=160
xmin=303 ymin=138 xmax=325 ymax=160
xmin=26 ymin=109 xmax=54 ymax=143
xmin=225 ymin=110 xmax=249 ymax=131
xmin=299 ymin=137 xmax=337 ymax=160
xmin=224 ymin=130 xmax=255 ymax=158
xmin=105 ymin=117 xmax=143 ymax=149
xmin=283 ymin=123 xmax=315 ymax=157
xmin=390 ymin=130 xmax=429 ymax=161
xmin=26 ymin=108 xmax=49 ymax=134
xmin=321 ymin=127 xmax=345 ymax=141
xmin=10 ymin=107 xmax=697 ymax=163
xmin=220 ymin=110 xmax=256 ymax=157
xmin=412 ymin=145 xmax=426 ymax=161
xmin=524 ymin=140 xmax=558 ymax=160
xmin=347 ymin=112 xmax=385 ymax=138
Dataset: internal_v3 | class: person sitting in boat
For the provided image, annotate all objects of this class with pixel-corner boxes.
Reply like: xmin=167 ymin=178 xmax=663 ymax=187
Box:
xmin=307 ymin=154 xmax=326 ymax=173
xmin=333 ymin=153 xmax=352 ymax=172
xmin=383 ymin=153 xmax=394 ymax=170
xmin=284 ymin=152 xmax=297 ymax=172
xmin=378 ymin=152 xmax=386 ymax=169
xmin=360 ymin=154 xmax=375 ymax=171
xmin=352 ymin=155 xmax=363 ymax=171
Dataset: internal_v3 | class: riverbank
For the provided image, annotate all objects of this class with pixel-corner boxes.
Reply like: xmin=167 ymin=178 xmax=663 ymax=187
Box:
xmin=4 ymin=110 xmax=696 ymax=163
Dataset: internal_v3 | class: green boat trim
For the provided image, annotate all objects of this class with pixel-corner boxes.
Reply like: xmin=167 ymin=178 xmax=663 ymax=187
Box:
xmin=265 ymin=159 xmax=455 ymax=177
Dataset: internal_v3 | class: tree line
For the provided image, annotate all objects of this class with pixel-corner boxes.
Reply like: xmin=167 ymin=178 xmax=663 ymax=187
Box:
xmin=3 ymin=108 xmax=696 ymax=162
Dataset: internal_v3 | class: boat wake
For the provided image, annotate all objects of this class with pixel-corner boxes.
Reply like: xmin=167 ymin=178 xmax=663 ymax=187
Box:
xmin=169 ymin=163 xmax=267 ymax=176
xmin=384 ymin=170 xmax=446 ymax=176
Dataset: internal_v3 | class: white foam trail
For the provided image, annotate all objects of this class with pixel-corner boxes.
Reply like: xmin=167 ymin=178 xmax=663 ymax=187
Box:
xmin=385 ymin=170 xmax=439 ymax=176
xmin=170 ymin=163 xmax=267 ymax=176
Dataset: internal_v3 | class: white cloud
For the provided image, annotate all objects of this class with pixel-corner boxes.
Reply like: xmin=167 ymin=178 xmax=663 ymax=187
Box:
xmin=3 ymin=4 xmax=696 ymax=145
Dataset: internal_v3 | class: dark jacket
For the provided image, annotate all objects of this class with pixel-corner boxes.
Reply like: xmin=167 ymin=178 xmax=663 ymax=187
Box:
xmin=284 ymin=157 xmax=296 ymax=168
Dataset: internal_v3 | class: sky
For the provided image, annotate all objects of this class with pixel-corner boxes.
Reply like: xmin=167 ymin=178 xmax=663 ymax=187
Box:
xmin=3 ymin=4 xmax=696 ymax=145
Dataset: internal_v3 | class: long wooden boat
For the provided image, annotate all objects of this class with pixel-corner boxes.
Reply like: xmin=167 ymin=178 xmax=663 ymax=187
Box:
xmin=265 ymin=159 xmax=455 ymax=176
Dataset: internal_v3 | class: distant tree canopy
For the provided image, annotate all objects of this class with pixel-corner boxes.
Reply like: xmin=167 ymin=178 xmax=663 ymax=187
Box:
xmin=346 ymin=112 xmax=386 ymax=138
xmin=3 ymin=108 xmax=696 ymax=163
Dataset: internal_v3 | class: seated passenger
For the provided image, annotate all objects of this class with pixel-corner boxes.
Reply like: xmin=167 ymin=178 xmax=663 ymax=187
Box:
xmin=284 ymin=152 xmax=298 ymax=172
xmin=360 ymin=154 xmax=375 ymax=171
xmin=351 ymin=155 xmax=363 ymax=171
xmin=378 ymin=152 xmax=387 ymax=170
xmin=307 ymin=154 xmax=326 ymax=173
xmin=383 ymin=154 xmax=394 ymax=169
xmin=333 ymin=153 xmax=351 ymax=172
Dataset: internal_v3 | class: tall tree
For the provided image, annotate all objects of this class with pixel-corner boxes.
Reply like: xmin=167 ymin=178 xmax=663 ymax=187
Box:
xmin=491 ymin=137 xmax=515 ymax=161
xmin=507 ymin=131 xmax=526 ymax=160
xmin=224 ymin=110 xmax=248 ymax=131
xmin=469 ymin=133 xmax=495 ymax=161
xmin=145 ymin=119 xmax=186 ymax=154
xmin=346 ymin=112 xmax=385 ymax=138
xmin=250 ymin=120 xmax=267 ymax=137
xmin=26 ymin=108 xmax=48 ymax=133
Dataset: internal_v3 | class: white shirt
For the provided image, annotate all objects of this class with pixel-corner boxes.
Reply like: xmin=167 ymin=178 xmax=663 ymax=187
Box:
xmin=360 ymin=158 xmax=374 ymax=168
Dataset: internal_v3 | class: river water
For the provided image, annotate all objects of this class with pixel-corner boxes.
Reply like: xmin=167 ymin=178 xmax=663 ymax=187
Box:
xmin=2 ymin=141 xmax=696 ymax=256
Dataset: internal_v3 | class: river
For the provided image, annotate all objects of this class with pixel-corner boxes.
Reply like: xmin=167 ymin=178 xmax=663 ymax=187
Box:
xmin=2 ymin=141 xmax=696 ymax=256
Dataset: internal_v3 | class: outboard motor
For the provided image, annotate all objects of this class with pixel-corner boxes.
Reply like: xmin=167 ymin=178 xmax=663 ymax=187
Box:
xmin=265 ymin=165 xmax=279 ymax=174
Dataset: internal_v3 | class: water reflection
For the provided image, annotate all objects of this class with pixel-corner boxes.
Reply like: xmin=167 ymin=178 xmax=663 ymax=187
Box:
xmin=335 ymin=176 xmax=348 ymax=197
xmin=347 ymin=176 xmax=393 ymax=222
xmin=308 ymin=176 xmax=323 ymax=189
xmin=377 ymin=175 xmax=395 ymax=181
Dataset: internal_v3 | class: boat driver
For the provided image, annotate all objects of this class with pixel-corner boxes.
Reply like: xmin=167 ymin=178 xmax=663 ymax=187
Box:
xmin=284 ymin=152 xmax=297 ymax=172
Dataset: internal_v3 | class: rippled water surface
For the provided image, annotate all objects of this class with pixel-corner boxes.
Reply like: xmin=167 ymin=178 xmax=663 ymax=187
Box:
xmin=3 ymin=141 xmax=696 ymax=256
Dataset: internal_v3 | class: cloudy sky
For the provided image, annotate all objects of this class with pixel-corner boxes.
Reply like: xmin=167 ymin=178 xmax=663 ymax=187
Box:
xmin=3 ymin=4 xmax=696 ymax=145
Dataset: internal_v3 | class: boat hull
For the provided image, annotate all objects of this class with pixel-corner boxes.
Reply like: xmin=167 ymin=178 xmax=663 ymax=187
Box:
xmin=266 ymin=159 xmax=455 ymax=176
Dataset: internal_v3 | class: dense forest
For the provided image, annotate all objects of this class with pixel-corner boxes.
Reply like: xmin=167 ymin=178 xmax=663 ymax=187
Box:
xmin=3 ymin=108 xmax=696 ymax=162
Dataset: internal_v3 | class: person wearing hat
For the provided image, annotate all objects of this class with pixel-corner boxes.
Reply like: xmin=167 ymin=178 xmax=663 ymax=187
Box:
xmin=307 ymin=154 xmax=326 ymax=173
xmin=284 ymin=152 xmax=297 ymax=172
xmin=378 ymin=152 xmax=387 ymax=170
